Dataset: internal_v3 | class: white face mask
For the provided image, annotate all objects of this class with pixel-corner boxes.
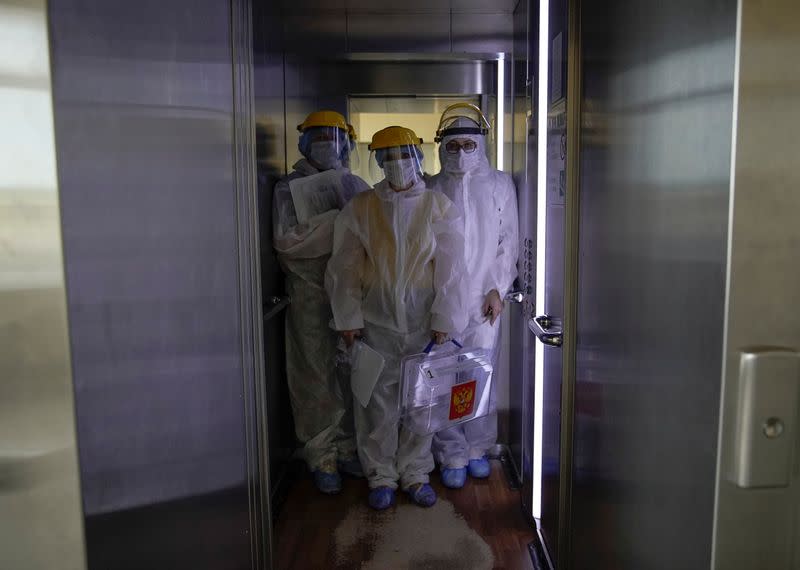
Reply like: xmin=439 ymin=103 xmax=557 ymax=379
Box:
xmin=308 ymin=141 xmax=341 ymax=170
xmin=444 ymin=135 xmax=486 ymax=173
xmin=444 ymin=149 xmax=482 ymax=174
xmin=384 ymin=158 xmax=419 ymax=190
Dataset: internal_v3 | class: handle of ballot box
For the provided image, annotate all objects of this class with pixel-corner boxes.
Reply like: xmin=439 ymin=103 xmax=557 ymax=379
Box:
xmin=422 ymin=338 xmax=463 ymax=355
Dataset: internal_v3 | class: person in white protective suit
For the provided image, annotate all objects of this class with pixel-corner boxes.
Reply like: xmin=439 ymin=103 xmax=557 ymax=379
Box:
xmin=273 ymin=110 xmax=371 ymax=494
xmin=428 ymin=103 xmax=519 ymax=489
xmin=325 ymin=125 xmax=467 ymax=510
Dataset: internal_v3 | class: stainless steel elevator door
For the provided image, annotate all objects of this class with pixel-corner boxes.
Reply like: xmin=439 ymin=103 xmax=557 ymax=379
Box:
xmin=571 ymin=0 xmax=736 ymax=568
xmin=49 ymin=0 xmax=262 ymax=567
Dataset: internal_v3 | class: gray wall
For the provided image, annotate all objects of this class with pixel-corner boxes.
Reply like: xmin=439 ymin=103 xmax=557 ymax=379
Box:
xmin=570 ymin=0 xmax=737 ymax=568
xmin=51 ymin=0 xmax=250 ymax=517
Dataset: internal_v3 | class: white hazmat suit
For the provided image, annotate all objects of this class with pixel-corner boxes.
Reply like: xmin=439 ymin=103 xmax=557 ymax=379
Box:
xmin=428 ymin=122 xmax=519 ymax=469
xmin=325 ymin=178 xmax=467 ymax=490
xmin=273 ymin=158 xmax=370 ymax=472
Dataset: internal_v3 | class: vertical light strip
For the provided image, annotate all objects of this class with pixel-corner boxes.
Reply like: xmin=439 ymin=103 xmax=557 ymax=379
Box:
xmin=711 ymin=0 xmax=743 ymax=566
xmin=533 ymin=0 xmax=550 ymax=520
xmin=496 ymin=54 xmax=505 ymax=169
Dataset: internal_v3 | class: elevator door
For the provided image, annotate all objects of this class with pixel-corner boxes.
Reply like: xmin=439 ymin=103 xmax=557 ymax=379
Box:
xmin=516 ymin=0 xmax=572 ymax=565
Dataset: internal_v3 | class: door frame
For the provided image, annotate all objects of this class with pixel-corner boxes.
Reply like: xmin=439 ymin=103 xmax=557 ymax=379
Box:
xmin=231 ymin=0 xmax=273 ymax=567
xmin=557 ymin=0 xmax=582 ymax=565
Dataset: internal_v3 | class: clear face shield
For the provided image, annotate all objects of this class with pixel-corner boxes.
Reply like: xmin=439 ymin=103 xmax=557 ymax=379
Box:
xmin=299 ymin=126 xmax=351 ymax=171
xmin=434 ymin=103 xmax=492 ymax=174
xmin=345 ymin=124 xmax=361 ymax=172
xmin=368 ymin=144 xmax=425 ymax=190
xmin=434 ymin=103 xmax=492 ymax=144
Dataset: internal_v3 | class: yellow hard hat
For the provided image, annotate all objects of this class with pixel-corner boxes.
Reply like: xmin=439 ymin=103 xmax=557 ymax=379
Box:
xmin=297 ymin=110 xmax=348 ymax=132
xmin=347 ymin=123 xmax=357 ymax=141
xmin=368 ymin=126 xmax=423 ymax=151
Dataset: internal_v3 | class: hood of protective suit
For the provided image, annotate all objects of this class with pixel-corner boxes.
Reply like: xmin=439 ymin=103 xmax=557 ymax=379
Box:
xmin=438 ymin=117 xmax=491 ymax=177
xmin=292 ymin=158 xmax=320 ymax=177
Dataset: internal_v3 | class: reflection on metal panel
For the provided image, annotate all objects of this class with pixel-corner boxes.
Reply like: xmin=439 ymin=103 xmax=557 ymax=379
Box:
xmin=0 ymin=0 xmax=86 ymax=568
xmin=254 ymin=0 xmax=297 ymax=515
xmin=283 ymin=0 xmax=517 ymax=14
xmin=281 ymin=0 xmax=346 ymax=11
xmin=452 ymin=13 xmax=514 ymax=54
xmin=347 ymin=13 xmax=451 ymax=53
xmin=49 ymin=0 xmax=256 ymax=567
xmin=325 ymin=61 xmax=492 ymax=96
xmin=452 ymin=0 xmax=519 ymax=13
xmin=231 ymin=0 xmax=271 ymax=565
xmin=276 ymin=9 xmax=514 ymax=56
xmin=508 ymin=0 xmax=537 ymax=511
xmin=282 ymin=12 xmax=348 ymax=56
xmin=713 ymin=0 xmax=800 ymax=567
xmin=346 ymin=0 xmax=451 ymax=12
xmin=572 ymin=0 xmax=736 ymax=568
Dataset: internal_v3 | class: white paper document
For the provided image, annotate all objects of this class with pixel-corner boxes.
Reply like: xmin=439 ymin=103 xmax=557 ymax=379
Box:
xmin=350 ymin=341 xmax=385 ymax=408
xmin=289 ymin=169 xmax=347 ymax=224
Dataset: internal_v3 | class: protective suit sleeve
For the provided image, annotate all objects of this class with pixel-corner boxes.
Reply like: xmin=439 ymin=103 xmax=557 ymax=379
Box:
xmin=272 ymin=176 xmax=338 ymax=259
xmin=485 ymin=173 xmax=520 ymax=296
xmin=340 ymin=173 xmax=371 ymax=206
xmin=430 ymin=195 xmax=468 ymax=334
xmin=325 ymin=202 xmax=366 ymax=331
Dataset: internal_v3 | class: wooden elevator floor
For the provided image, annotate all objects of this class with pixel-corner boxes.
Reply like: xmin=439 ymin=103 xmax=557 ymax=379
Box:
xmin=274 ymin=459 xmax=537 ymax=569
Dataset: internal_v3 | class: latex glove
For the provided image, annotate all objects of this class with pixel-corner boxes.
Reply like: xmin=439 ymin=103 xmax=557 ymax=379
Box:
xmin=482 ymin=289 xmax=504 ymax=326
xmin=340 ymin=329 xmax=363 ymax=348
xmin=432 ymin=330 xmax=449 ymax=345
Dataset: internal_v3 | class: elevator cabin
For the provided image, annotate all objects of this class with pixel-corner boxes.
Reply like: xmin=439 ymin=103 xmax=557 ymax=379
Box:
xmin=5 ymin=0 xmax=800 ymax=569
xmin=253 ymin=1 xmax=541 ymax=567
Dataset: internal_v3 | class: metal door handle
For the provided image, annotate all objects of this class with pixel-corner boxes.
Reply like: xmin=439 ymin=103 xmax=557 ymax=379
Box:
xmin=263 ymin=295 xmax=291 ymax=322
xmin=529 ymin=315 xmax=563 ymax=347
xmin=505 ymin=290 xmax=526 ymax=304
xmin=728 ymin=349 xmax=800 ymax=488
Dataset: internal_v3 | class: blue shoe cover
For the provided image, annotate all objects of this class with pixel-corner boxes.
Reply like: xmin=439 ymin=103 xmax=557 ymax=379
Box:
xmin=407 ymin=483 xmax=437 ymax=507
xmin=337 ymin=457 xmax=364 ymax=478
xmin=468 ymin=456 xmax=491 ymax=479
xmin=313 ymin=469 xmax=342 ymax=494
xmin=368 ymin=486 xmax=395 ymax=510
xmin=441 ymin=467 xmax=467 ymax=489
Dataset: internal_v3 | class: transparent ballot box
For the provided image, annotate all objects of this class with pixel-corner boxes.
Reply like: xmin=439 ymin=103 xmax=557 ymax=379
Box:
xmin=399 ymin=341 xmax=494 ymax=436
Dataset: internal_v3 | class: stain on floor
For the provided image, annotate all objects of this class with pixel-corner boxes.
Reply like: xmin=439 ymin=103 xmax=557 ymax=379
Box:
xmin=333 ymin=499 xmax=494 ymax=570
xmin=275 ymin=459 xmax=536 ymax=569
